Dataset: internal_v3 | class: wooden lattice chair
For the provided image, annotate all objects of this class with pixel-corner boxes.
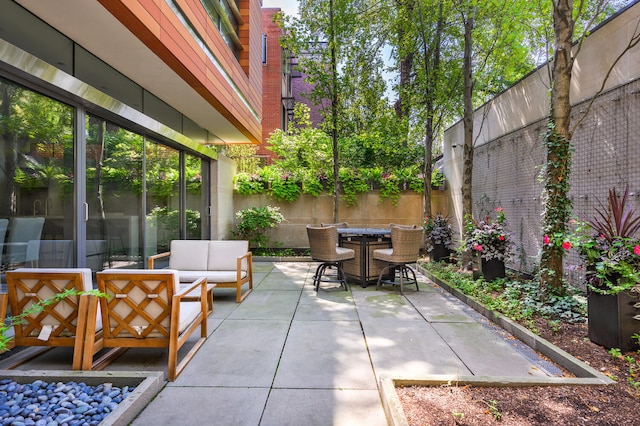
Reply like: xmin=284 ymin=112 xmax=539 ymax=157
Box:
xmin=3 ymin=268 xmax=104 ymax=370
xmin=373 ymin=226 xmax=424 ymax=294
xmin=93 ymin=269 xmax=208 ymax=381
xmin=306 ymin=225 xmax=355 ymax=291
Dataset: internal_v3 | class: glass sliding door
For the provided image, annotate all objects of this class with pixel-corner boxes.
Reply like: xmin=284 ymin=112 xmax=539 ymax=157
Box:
xmin=0 ymin=78 xmax=75 ymax=278
xmin=85 ymin=115 xmax=143 ymax=270
xmin=145 ymin=141 xmax=180 ymax=256
xmin=185 ymin=153 xmax=208 ymax=240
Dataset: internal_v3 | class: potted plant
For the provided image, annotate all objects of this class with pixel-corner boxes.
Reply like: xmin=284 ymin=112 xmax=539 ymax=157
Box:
xmin=465 ymin=207 xmax=512 ymax=281
xmin=424 ymin=213 xmax=453 ymax=262
xmin=570 ymin=186 xmax=640 ymax=352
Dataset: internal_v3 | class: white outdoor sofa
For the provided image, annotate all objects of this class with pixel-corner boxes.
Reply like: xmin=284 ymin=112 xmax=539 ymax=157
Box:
xmin=147 ymin=240 xmax=253 ymax=303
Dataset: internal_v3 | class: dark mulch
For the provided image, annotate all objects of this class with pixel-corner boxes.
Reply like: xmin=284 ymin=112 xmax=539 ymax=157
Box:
xmin=397 ymin=319 xmax=640 ymax=425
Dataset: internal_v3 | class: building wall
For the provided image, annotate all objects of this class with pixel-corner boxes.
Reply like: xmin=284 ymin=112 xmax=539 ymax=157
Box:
xmin=443 ymin=3 xmax=640 ymax=287
xmin=211 ymin=154 xmax=238 ymax=240
xmin=97 ymin=0 xmax=263 ymax=143
xmin=291 ymin=58 xmax=324 ymax=127
xmin=261 ymin=8 xmax=286 ymax=161
xmin=0 ymin=0 xmax=261 ymax=272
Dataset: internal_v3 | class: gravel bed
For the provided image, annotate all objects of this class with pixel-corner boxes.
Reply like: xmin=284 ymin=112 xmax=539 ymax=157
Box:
xmin=0 ymin=379 xmax=134 ymax=426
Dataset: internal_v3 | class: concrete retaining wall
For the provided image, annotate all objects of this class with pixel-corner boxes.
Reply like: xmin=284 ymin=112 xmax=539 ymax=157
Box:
xmin=232 ymin=190 xmax=450 ymax=248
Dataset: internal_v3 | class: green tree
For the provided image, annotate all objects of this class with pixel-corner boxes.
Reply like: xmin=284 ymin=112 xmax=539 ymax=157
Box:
xmin=267 ymin=103 xmax=333 ymax=175
xmin=392 ymin=0 xmax=461 ymax=219
xmin=224 ymin=144 xmax=261 ymax=174
xmin=280 ymin=0 xmax=395 ymax=219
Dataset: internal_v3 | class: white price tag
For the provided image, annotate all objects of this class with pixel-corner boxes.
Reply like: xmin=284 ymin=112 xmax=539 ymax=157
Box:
xmin=38 ymin=325 xmax=53 ymax=341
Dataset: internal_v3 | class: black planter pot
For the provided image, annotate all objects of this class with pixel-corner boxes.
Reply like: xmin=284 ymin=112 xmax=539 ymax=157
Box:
xmin=430 ymin=244 xmax=450 ymax=262
xmin=588 ymin=290 xmax=640 ymax=352
xmin=481 ymin=258 xmax=505 ymax=281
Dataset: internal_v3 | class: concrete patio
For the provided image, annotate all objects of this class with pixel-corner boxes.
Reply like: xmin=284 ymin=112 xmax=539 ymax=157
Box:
xmin=3 ymin=261 xmax=568 ymax=425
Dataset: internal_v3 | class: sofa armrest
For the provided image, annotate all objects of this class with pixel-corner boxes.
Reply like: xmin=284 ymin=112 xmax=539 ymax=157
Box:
xmin=148 ymin=251 xmax=171 ymax=269
xmin=237 ymin=251 xmax=252 ymax=270
xmin=175 ymin=277 xmax=208 ymax=318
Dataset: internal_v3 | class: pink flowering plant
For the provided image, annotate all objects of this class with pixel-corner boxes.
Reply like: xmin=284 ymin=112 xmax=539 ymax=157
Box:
xmin=566 ymin=186 xmax=640 ymax=294
xmin=465 ymin=208 xmax=512 ymax=262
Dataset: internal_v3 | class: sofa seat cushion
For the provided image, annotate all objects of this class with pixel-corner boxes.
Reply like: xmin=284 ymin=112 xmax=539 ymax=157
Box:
xmin=178 ymin=270 xmax=248 ymax=284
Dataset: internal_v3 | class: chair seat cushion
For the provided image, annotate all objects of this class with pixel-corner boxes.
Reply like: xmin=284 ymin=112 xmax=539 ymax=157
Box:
xmin=178 ymin=270 xmax=248 ymax=283
xmin=372 ymin=248 xmax=394 ymax=262
xmin=335 ymin=247 xmax=355 ymax=261
xmin=178 ymin=301 xmax=203 ymax=334
xmin=373 ymin=248 xmax=418 ymax=264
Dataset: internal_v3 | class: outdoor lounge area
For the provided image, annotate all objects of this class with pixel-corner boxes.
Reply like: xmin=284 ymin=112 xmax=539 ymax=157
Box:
xmin=0 ymin=261 xmax=605 ymax=425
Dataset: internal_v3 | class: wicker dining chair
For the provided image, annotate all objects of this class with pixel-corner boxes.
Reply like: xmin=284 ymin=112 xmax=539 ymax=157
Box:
xmin=306 ymin=225 xmax=355 ymax=291
xmin=373 ymin=226 xmax=424 ymax=294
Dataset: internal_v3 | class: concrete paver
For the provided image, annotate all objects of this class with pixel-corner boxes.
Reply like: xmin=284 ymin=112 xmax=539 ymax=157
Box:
xmin=132 ymin=387 xmax=269 ymax=426
xmin=261 ymin=389 xmax=387 ymax=426
xmin=173 ymin=319 xmax=290 ymax=388
xmin=274 ymin=320 xmax=377 ymax=389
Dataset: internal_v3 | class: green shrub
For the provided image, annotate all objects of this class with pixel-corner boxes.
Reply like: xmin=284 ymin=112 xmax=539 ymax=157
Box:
xmin=267 ymin=172 xmax=301 ymax=202
xmin=431 ymin=169 xmax=445 ymax=188
xmin=379 ymin=172 xmax=400 ymax=206
xmin=234 ymin=173 xmax=265 ymax=195
xmin=339 ymin=168 xmax=369 ymax=207
xmin=233 ymin=205 xmax=285 ymax=249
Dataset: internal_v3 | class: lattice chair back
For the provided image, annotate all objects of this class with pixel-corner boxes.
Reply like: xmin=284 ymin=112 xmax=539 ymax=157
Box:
xmin=4 ymin=268 xmax=103 ymax=369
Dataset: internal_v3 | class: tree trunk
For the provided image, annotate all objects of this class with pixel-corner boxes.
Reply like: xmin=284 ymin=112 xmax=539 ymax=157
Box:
xmin=460 ymin=7 xmax=475 ymax=268
xmin=395 ymin=0 xmax=414 ymax=121
xmin=329 ymin=0 xmax=340 ymax=223
xmin=418 ymin=2 xmax=442 ymax=220
xmin=0 ymin=85 xmax=19 ymax=217
xmin=540 ymin=0 xmax=575 ymax=293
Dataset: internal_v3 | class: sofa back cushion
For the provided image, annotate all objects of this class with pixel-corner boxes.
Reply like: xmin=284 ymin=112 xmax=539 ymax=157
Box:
xmin=207 ymin=241 xmax=249 ymax=271
xmin=169 ymin=240 xmax=209 ymax=271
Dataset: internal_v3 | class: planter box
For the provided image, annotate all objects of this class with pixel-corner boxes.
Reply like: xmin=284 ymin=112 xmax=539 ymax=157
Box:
xmin=0 ymin=370 xmax=164 ymax=426
xmin=588 ymin=291 xmax=640 ymax=352
xmin=480 ymin=258 xmax=505 ymax=281
xmin=430 ymin=244 xmax=450 ymax=262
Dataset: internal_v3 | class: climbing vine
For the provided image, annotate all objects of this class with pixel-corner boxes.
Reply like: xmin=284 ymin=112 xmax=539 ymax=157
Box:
xmin=540 ymin=121 xmax=573 ymax=294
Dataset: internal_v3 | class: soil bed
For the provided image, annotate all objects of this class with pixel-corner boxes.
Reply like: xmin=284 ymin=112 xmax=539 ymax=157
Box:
xmin=397 ymin=319 xmax=640 ymax=425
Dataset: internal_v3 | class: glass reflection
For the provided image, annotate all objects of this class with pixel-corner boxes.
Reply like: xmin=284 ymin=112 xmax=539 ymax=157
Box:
xmin=86 ymin=115 xmax=143 ymax=270
xmin=0 ymin=78 xmax=74 ymax=280
xmin=145 ymin=142 xmax=180 ymax=255
xmin=185 ymin=153 xmax=206 ymax=240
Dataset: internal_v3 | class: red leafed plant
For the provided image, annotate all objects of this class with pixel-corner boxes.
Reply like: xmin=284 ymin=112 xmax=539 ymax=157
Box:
xmin=589 ymin=185 xmax=640 ymax=241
